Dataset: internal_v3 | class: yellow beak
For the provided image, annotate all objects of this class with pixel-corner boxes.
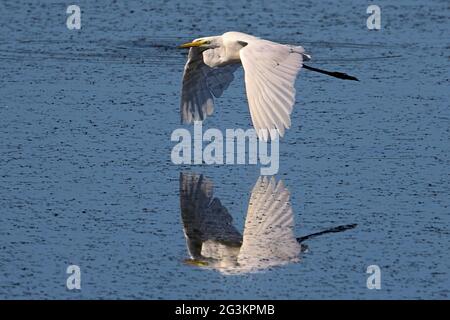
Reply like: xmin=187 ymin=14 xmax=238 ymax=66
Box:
xmin=184 ymin=259 xmax=209 ymax=266
xmin=178 ymin=40 xmax=206 ymax=49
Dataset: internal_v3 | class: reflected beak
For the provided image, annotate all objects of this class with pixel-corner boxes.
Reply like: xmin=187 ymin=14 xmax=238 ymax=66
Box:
xmin=184 ymin=259 xmax=208 ymax=266
xmin=178 ymin=40 xmax=205 ymax=49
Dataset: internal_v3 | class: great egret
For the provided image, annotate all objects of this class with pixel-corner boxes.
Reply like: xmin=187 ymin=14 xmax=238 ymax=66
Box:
xmin=179 ymin=31 xmax=358 ymax=141
xmin=180 ymin=172 xmax=301 ymax=274
xmin=179 ymin=172 xmax=357 ymax=274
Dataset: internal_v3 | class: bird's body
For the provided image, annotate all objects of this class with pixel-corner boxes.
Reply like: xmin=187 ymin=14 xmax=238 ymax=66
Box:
xmin=179 ymin=172 xmax=357 ymax=274
xmin=180 ymin=172 xmax=301 ymax=274
xmin=180 ymin=31 xmax=310 ymax=141
xmin=179 ymin=32 xmax=357 ymax=140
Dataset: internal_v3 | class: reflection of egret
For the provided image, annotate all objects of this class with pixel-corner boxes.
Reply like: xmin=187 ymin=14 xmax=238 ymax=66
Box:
xmin=179 ymin=172 xmax=356 ymax=274
xmin=179 ymin=31 xmax=358 ymax=141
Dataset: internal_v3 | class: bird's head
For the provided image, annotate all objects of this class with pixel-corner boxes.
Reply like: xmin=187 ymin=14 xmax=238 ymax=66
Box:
xmin=178 ymin=36 xmax=220 ymax=50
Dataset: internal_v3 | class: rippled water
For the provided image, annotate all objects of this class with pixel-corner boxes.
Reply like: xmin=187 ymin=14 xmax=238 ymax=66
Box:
xmin=0 ymin=0 xmax=449 ymax=299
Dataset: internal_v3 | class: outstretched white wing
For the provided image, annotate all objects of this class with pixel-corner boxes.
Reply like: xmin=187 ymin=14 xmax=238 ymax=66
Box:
xmin=181 ymin=48 xmax=239 ymax=123
xmin=240 ymin=40 xmax=305 ymax=140
xmin=237 ymin=177 xmax=301 ymax=271
xmin=179 ymin=172 xmax=242 ymax=259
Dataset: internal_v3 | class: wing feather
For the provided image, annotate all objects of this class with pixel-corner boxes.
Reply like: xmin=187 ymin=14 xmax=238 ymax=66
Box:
xmin=237 ymin=177 xmax=301 ymax=270
xmin=179 ymin=172 xmax=242 ymax=259
xmin=181 ymin=48 xmax=239 ymax=123
xmin=240 ymin=41 xmax=305 ymax=140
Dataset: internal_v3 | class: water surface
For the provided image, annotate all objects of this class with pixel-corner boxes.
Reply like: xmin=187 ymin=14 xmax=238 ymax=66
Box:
xmin=0 ymin=0 xmax=449 ymax=299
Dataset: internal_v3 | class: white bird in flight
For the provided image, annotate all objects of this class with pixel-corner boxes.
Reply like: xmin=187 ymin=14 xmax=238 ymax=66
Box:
xmin=179 ymin=31 xmax=358 ymax=141
xmin=179 ymin=172 xmax=357 ymax=274
xmin=180 ymin=172 xmax=301 ymax=274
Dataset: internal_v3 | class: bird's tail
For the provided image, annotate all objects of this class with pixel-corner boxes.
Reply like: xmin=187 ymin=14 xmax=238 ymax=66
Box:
xmin=302 ymin=53 xmax=312 ymax=61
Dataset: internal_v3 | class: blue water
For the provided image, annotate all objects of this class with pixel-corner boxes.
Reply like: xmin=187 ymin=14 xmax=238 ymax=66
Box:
xmin=0 ymin=0 xmax=449 ymax=299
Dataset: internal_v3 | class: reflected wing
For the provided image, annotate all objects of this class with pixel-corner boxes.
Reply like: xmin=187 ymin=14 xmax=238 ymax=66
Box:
xmin=237 ymin=177 xmax=301 ymax=270
xmin=240 ymin=40 xmax=305 ymax=140
xmin=181 ymin=48 xmax=239 ymax=123
xmin=179 ymin=172 xmax=242 ymax=259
